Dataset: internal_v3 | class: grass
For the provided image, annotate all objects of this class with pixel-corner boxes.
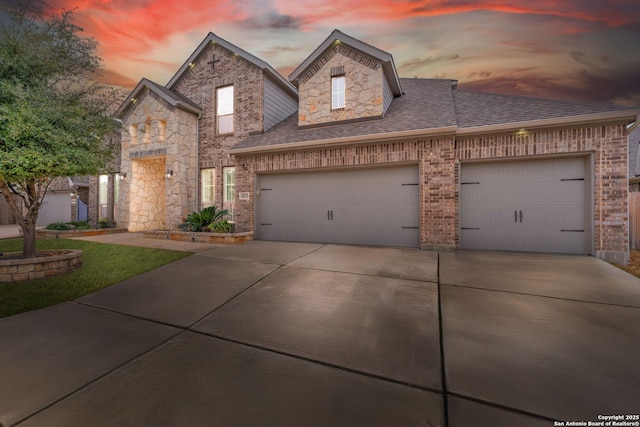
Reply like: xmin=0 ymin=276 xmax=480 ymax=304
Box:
xmin=0 ymin=238 xmax=192 ymax=318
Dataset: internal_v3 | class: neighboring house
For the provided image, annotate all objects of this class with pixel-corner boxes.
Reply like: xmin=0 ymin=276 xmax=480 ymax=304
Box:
xmin=116 ymin=30 xmax=640 ymax=264
xmin=629 ymin=126 xmax=640 ymax=191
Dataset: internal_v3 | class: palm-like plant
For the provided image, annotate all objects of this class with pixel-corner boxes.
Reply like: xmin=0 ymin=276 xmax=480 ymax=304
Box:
xmin=178 ymin=206 xmax=229 ymax=232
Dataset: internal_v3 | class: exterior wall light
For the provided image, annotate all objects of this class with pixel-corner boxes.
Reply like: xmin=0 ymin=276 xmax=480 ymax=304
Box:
xmin=165 ymin=169 xmax=173 ymax=179
xmin=118 ymin=172 xmax=126 ymax=181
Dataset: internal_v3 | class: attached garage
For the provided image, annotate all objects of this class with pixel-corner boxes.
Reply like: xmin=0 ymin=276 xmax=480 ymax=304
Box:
xmin=460 ymin=156 xmax=591 ymax=254
xmin=256 ymin=165 xmax=420 ymax=247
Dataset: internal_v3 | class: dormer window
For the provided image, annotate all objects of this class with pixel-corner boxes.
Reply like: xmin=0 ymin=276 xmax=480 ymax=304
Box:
xmin=331 ymin=75 xmax=345 ymax=110
xmin=217 ymin=85 xmax=234 ymax=134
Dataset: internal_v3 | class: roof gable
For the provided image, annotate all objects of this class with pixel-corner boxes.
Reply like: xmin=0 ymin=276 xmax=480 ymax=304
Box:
xmin=115 ymin=78 xmax=202 ymax=118
xmin=289 ymin=29 xmax=402 ymax=96
xmin=166 ymin=32 xmax=297 ymax=97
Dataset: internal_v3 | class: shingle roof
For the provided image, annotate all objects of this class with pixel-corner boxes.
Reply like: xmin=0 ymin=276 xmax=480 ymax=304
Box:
xmin=232 ymin=77 xmax=639 ymax=152
xmin=116 ymin=78 xmax=202 ymax=118
xmin=233 ymin=78 xmax=457 ymax=150
xmin=453 ymin=90 xmax=637 ymax=128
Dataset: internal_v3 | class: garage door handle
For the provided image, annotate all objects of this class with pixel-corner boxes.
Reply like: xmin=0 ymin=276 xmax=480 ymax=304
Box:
xmin=515 ymin=210 xmax=517 ymax=223
xmin=519 ymin=210 xmax=523 ymax=223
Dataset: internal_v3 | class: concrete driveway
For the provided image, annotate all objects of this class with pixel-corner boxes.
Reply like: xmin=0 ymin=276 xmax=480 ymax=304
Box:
xmin=1 ymin=241 xmax=639 ymax=426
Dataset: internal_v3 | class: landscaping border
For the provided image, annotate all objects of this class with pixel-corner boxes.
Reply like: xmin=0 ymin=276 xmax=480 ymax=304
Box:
xmin=0 ymin=250 xmax=83 ymax=282
xmin=36 ymin=228 xmax=128 ymax=239
xmin=143 ymin=230 xmax=254 ymax=244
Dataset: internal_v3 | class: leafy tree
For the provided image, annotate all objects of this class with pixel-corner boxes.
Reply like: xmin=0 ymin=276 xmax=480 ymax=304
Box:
xmin=0 ymin=1 xmax=120 ymax=258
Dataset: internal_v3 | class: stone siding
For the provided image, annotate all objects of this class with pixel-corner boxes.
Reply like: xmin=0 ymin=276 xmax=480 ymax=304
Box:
xmin=118 ymin=89 xmax=198 ymax=231
xmin=0 ymin=250 xmax=83 ymax=282
xmin=297 ymin=44 xmax=384 ymax=127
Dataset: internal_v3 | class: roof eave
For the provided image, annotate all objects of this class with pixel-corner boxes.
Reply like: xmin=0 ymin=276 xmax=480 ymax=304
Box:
xmin=457 ymin=111 xmax=640 ymax=136
xmin=289 ymin=30 xmax=402 ymax=95
xmin=115 ymin=79 xmax=202 ymax=118
xmin=229 ymin=125 xmax=458 ymax=155
xmin=166 ymin=33 xmax=297 ymax=97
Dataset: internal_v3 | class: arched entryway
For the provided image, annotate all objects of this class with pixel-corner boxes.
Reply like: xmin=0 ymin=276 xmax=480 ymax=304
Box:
xmin=128 ymin=157 xmax=167 ymax=231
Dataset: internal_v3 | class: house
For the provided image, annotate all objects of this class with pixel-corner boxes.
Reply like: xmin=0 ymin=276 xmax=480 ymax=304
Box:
xmin=629 ymin=126 xmax=640 ymax=192
xmin=0 ymin=177 xmax=86 ymax=227
xmin=116 ymin=30 xmax=640 ymax=264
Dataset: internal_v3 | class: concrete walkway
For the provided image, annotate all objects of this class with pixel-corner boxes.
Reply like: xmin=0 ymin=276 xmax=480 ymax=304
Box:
xmin=1 ymin=239 xmax=639 ymax=426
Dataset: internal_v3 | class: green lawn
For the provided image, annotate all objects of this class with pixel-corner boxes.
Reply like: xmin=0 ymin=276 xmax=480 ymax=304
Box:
xmin=0 ymin=238 xmax=192 ymax=318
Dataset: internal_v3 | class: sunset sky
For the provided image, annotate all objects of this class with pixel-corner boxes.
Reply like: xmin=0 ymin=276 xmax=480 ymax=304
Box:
xmin=36 ymin=0 xmax=640 ymax=106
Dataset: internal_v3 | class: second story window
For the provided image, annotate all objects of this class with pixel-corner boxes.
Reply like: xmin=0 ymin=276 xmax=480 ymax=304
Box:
xmin=217 ymin=85 xmax=234 ymax=134
xmin=331 ymin=75 xmax=345 ymax=110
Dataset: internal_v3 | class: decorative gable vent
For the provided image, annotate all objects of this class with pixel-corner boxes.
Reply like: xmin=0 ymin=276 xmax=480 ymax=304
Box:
xmin=331 ymin=65 xmax=345 ymax=77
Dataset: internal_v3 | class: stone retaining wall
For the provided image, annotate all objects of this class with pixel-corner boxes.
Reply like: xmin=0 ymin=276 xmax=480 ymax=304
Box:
xmin=143 ymin=230 xmax=254 ymax=245
xmin=0 ymin=250 xmax=83 ymax=282
xmin=36 ymin=228 xmax=128 ymax=239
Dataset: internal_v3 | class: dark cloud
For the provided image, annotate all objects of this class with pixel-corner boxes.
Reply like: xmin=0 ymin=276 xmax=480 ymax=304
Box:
xmin=459 ymin=64 xmax=640 ymax=107
xmin=399 ymin=54 xmax=460 ymax=72
xmin=238 ymin=11 xmax=303 ymax=30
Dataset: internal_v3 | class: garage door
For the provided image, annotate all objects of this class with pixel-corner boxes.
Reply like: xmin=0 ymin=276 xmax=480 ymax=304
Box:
xmin=460 ymin=157 xmax=589 ymax=254
xmin=37 ymin=193 xmax=72 ymax=226
xmin=257 ymin=166 xmax=419 ymax=247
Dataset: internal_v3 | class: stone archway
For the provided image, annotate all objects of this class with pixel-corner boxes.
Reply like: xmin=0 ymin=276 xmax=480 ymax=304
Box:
xmin=128 ymin=157 xmax=167 ymax=231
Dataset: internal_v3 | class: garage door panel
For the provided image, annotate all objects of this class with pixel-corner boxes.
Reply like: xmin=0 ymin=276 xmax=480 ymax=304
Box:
xmin=460 ymin=157 xmax=588 ymax=254
xmin=257 ymin=166 xmax=419 ymax=247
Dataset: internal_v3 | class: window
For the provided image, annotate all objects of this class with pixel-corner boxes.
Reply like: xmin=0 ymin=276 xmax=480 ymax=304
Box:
xmin=201 ymin=168 xmax=215 ymax=208
xmin=217 ymin=85 xmax=234 ymax=134
xmin=331 ymin=76 xmax=345 ymax=110
xmin=98 ymin=174 xmax=109 ymax=220
xmin=223 ymin=167 xmax=235 ymax=220
xmin=223 ymin=167 xmax=235 ymax=204
xmin=129 ymin=125 xmax=138 ymax=144
xmin=158 ymin=120 xmax=167 ymax=141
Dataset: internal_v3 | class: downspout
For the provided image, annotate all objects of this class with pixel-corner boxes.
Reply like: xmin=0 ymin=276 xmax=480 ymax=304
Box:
xmin=195 ymin=112 xmax=201 ymax=212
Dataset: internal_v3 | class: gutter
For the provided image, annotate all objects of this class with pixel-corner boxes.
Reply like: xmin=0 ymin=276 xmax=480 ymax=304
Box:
xmin=456 ymin=110 xmax=640 ymax=136
xmin=229 ymin=125 xmax=458 ymax=154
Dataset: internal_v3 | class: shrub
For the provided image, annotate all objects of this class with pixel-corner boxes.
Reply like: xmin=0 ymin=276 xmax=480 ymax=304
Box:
xmin=45 ymin=222 xmax=70 ymax=231
xmin=69 ymin=220 xmax=90 ymax=230
xmin=179 ymin=206 xmax=228 ymax=232
xmin=98 ymin=219 xmax=110 ymax=229
xmin=209 ymin=220 xmax=234 ymax=233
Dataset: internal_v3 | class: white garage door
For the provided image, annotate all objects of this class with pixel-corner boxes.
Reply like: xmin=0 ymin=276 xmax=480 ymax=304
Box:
xmin=460 ymin=157 xmax=589 ymax=254
xmin=37 ymin=193 xmax=72 ymax=226
xmin=257 ymin=165 xmax=420 ymax=247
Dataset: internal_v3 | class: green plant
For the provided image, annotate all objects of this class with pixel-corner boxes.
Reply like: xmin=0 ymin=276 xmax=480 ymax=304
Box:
xmin=209 ymin=220 xmax=234 ymax=233
xmin=179 ymin=206 xmax=228 ymax=232
xmin=98 ymin=219 xmax=110 ymax=229
xmin=0 ymin=238 xmax=191 ymax=318
xmin=45 ymin=222 xmax=71 ymax=231
xmin=69 ymin=220 xmax=90 ymax=230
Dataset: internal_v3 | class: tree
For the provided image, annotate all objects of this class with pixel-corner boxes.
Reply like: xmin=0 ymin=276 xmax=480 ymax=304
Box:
xmin=0 ymin=1 xmax=120 ymax=258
